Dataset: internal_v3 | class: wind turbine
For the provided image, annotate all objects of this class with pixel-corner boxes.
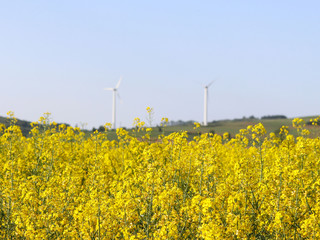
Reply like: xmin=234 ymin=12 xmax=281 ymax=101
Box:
xmin=203 ymin=81 xmax=214 ymax=126
xmin=104 ymin=77 xmax=122 ymax=129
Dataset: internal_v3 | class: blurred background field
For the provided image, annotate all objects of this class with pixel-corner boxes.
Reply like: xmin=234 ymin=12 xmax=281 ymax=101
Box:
xmin=2 ymin=115 xmax=319 ymax=140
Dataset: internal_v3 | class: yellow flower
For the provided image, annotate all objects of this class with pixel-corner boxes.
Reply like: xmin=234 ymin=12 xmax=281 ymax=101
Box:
xmin=193 ymin=122 xmax=201 ymax=129
xmin=1 ymin=112 xmax=320 ymax=239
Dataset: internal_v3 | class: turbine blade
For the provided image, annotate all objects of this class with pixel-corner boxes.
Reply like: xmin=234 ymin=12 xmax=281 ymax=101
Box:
xmin=115 ymin=77 xmax=122 ymax=89
xmin=207 ymin=80 xmax=215 ymax=88
xmin=104 ymin=88 xmax=114 ymax=91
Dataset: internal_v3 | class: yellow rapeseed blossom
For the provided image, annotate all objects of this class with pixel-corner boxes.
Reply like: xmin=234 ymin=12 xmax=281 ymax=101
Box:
xmin=193 ymin=122 xmax=201 ymax=129
xmin=1 ymin=114 xmax=320 ymax=239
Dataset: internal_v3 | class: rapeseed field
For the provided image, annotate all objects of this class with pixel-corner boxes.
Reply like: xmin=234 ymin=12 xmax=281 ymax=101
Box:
xmin=1 ymin=111 xmax=320 ymax=239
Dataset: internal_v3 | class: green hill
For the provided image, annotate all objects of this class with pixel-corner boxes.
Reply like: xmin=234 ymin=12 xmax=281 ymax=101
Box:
xmin=1 ymin=115 xmax=319 ymax=139
xmin=152 ymin=116 xmax=319 ymax=139
xmin=0 ymin=116 xmax=32 ymax=136
xmin=0 ymin=116 xmax=71 ymax=136
xmin=98 ymin=115 xmax=320 ymax=141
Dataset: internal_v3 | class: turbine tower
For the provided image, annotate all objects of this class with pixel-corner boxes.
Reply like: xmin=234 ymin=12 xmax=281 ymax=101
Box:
xmin=203 ymin=81 xmax=214 ymax=126
xmin=104 ymin=77 xmax=122 ymax=129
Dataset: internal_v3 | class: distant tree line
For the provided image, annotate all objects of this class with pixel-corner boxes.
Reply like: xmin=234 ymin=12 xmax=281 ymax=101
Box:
xmin=233 ymin=115 xmax=257 ymax=121
xmin=92 ymin=126 xmax=106 ymax=132
xmin=92 ymin=126 xmax=127 ymax=132
xmin=261 ymin=115 xmax=287 ymax=119
xmin=169 ymin=120 xmax=195 ymax=126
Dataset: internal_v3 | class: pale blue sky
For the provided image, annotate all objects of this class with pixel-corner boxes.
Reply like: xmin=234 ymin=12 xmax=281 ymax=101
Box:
xmin=1 ymin=1 xmax=319 ymax=129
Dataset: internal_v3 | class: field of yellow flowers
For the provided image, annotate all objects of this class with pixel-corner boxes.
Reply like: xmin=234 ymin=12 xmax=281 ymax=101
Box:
xmin=1 ymin=112 xmax=320 ymax=239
